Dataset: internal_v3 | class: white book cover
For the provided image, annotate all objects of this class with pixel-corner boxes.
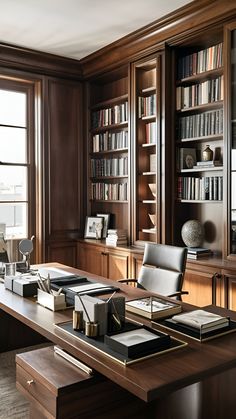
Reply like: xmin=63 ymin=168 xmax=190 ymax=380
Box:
xmin=172 ymin=310 xmax=229 ymax=330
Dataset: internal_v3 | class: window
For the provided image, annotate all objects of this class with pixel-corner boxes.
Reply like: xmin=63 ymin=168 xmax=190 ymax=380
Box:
xmin=0 ymin=79 xmax=35 ymax=240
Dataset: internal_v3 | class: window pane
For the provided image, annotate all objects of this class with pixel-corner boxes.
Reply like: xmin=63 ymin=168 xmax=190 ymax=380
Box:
xmin=0 ymin=89 xmax=26 ymax=127
xmin=0 ymin=127 xmax=27 ymax=163
xmin=0 ymin=166 xmax=27 ymax=201
xmin=0 ymin=203 xmax=27 ymax=239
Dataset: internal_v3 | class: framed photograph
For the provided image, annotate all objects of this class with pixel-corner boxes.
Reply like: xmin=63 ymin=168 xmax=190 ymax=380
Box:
xmin=96 ymin=213 xmax=110 ymax=238
xmin=179 ymin=148 xmax=196 ymax=169
xmin=84 ymin=216 xmax=104 ymax=239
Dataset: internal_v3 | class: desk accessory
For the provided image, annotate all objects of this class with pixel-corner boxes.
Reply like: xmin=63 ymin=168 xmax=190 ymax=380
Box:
xmin=37 ymin=288 xmax=66 ymax=311
xmin=153 ymin=309 xmax=236 ymax=342
xmin=75 ymin=294 xmax=107 ymax=336
xmin=73 ymin=310 xmax=84 ymax=330
xmin=54 ymin=346 xmax=93 ymax=375
xmin=55 ymin=320 xmax=187 ymax=366
xmin=125 ymin=296 xmax=182 ymax=320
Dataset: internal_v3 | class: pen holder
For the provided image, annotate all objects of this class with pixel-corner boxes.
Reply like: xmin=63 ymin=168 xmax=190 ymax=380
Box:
xmin=73 ymin=310 xmax=84 ymax=330
xmin=37 ymin=289 xmax=66 ymax=311
xmin=85 ymin=321 xmax=99 ymax=337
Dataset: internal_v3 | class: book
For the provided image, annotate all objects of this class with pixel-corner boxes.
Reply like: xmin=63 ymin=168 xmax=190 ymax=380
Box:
xmin=171 ymin=309 xmax=229 ymax=333
xmin=125 ymin=296 xmax=182 ymax=320
xmin=187 ymin=247 xmax=211 ymax=254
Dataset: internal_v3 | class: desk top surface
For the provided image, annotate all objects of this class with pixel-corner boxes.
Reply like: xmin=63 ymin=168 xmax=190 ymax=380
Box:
xmin=1 ymin=262 xmax=236 ymax=402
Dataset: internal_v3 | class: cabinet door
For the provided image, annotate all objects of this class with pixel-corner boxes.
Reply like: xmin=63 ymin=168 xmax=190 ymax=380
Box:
xmin=106 ymin=250 xmax=130 ymax=280
xmin=182 ymin=269 xmax=215 ymax=307
xmin=225 ymin=274 xmax=236 ymax=310
xmin=77 ymin=243 xmax=103 ymax=276
xmin=131 ymin=253 xmax=143 ymax=279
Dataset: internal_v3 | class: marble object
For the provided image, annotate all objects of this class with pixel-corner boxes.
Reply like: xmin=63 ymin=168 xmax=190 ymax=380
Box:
xmin=181 ymin=220 xmax=204 ymax=247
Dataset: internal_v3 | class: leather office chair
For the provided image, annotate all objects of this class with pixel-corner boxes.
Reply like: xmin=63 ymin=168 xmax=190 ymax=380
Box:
xmin=119 ymin=243 xmax=188 ymax=300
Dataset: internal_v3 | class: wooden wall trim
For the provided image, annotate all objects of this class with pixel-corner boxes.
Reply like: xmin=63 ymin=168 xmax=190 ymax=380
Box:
xmin=81 ymin=0 xmax=236 ymax=78
xmin=0 ymin=42 xmax=82 ymax=80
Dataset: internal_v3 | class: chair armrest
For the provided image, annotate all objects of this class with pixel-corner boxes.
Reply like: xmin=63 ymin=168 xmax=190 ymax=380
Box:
xmin=117 ymin=279 xmax=138 ymax=285
xmin=167 ymin=290 xmax=189 ymax=298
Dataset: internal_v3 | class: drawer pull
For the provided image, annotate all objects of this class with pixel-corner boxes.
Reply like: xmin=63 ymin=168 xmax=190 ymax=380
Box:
xmin=27 ymin=379 xmax=34 ymax=385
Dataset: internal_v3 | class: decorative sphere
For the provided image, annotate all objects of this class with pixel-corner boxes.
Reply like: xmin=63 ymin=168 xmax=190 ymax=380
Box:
xmin=181 ymin=220 xmax=204 ymax=247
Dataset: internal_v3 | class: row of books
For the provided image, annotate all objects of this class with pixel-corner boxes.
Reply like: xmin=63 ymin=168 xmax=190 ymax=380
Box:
xmin=177 ymin=176 xmax=223 ymax=201
xmin=91 ymin=157 xmax=128 ymax=177
xmin=92 ymin=102 xmax=128 ymax=129
xmin=91 ymin=182 xmax=128 ymax=201
xmin=177 ymin=42 xmax=223 ymax=79
xmin=105 ymin=229 xmax=128 ymax=246
xmin=176 ymin=76 xmax=223 ymax=110
xmin=178 ymin=108 xmax=223 ymax=140
xmin=92 ymin=130 xmax=128 ymax=152
xmin=145 ymin=121 xmax=156 ymax=144
xmin=138 ymin=94 xmax=156 ymax=118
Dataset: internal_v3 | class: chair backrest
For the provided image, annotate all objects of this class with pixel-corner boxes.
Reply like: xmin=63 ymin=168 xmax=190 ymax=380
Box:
xmin=137 ymin=243 xmax=187 ymax=297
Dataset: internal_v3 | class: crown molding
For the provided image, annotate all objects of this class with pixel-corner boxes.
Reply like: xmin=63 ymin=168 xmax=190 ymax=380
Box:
xmin=81 ymin=0 xmax=236 ymax=78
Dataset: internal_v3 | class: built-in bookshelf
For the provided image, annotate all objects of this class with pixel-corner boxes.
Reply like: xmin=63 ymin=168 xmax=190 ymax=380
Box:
xmin=174 ymin=39 xmax=224 ymax=252
xmin=88 ymin=66 xmax=129 ymax=233
xmin=132 ymin=56 xmax=160 ymax=244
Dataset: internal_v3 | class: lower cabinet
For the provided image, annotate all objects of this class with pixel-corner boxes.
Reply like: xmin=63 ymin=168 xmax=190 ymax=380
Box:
xmin=77 ymin=240 xmax=130 ymax=280
xmin=182 ymin=264 xmax=223 ymax=307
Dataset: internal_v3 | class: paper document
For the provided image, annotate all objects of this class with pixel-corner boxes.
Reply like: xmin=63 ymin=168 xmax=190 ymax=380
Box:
xmin=68 ymin=282 xmax=111 ymax=293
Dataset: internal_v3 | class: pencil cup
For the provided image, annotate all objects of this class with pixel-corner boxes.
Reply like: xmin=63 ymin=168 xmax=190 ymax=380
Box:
xmin=73 ymin=310 xmax=84 ymax=330
xmin=85 ymin=321 xmax=99 ymax=337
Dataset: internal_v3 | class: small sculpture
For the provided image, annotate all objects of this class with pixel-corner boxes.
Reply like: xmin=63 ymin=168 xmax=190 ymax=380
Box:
xmin=181 ymin=220 xmax=204 ymax=247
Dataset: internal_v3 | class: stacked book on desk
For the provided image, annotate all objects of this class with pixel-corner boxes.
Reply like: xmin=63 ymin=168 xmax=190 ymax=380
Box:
xmin=187 ymin=247 xmax=212 ymax=259
xmin=171 ymin=310 xmax=229 ymax=335
xmin=106 ymin=229 xmax=128 ymax=246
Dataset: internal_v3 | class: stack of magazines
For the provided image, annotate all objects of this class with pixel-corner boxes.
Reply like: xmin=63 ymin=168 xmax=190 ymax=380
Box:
xmin=106 ymin=229 xmax=127 ymax=246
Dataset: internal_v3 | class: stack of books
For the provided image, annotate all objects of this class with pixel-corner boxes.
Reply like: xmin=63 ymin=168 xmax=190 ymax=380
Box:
xmin=105 ymin=229 xmax=128 ymax=246
xmin=193 ymin=160 xmax=222 ymax=169
xmin=171 ymin=309 xmax=229 ymax=335
xmin=187 ymin=247 xmax=212 ymax=259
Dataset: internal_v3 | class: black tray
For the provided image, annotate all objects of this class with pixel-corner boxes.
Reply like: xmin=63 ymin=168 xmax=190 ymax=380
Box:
xmin=153 ymin=318 xmax=236 ymax=342
xmin=55 ymin=320 xmax=187 ymax=366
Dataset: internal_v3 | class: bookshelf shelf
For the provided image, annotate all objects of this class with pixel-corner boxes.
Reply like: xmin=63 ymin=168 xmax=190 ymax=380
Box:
xmin=90 ymin=148 xmax=128 ymax=156
xmin=91 ymin=121 xmax=128 ymax=134
xmin=177 ymin=100 xmax=223 ymax=114
xmin=90 ymin=94 xmax=128 ymax=111
xmin=174 ymin=41 xmax=224 ymax=252
xmin=141 ymin=143 xmax=157 ymax=148
xmin=176 ymin=67 xmax=223 ymax=85
xmin=90 ymin=200 xmax=128 ymax=204
xmin=91 ymin=175 xmax=128 ymax=180
xmin=141 ymin=86 xmax=156 ymax=94
xmin=141 ymin=115 xmax=156 ymax=121
xmin=141 ymin=228 xmax=157 ymax=234
xmin=177 ymin=199 xmax=223 ymax=203
xmin=142 ymin=171 xmax=156 ymax=176
xmin=179 ymin=166 xmax=223 ymax=173
xmin=178 ymin=134 xmax=223 ymax=144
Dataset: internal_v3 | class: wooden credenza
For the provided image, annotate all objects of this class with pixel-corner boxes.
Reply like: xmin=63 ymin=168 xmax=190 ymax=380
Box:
xmin=77 ymin=239 xmax=236 ymax=309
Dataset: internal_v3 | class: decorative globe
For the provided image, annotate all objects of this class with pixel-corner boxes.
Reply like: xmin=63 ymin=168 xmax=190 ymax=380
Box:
xmin=181 ymin=220 xmax=204 ymax=247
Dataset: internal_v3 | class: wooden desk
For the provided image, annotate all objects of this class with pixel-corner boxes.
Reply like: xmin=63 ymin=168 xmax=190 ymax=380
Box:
xmin=1 ymin=263 xmax=236 ymax=418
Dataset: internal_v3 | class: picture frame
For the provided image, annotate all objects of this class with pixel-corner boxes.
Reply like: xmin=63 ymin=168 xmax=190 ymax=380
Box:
xmin=96 ymin=213 xmax=110 ymax=238
xmin=84 ymin=216 xmax=104 ymax=239
xmin=179 ymin=148 xmax=196 ymax=169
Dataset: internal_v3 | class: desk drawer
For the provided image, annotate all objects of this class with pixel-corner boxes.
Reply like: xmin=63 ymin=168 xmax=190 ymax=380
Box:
xmin=16 ymin=346 xmax=96 ymax=419
xmin=16 ymin=363 xmax=56 ymax=416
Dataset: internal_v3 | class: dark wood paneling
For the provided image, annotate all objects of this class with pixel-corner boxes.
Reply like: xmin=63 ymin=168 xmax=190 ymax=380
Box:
xmin=45 ymin=78 xmax=83 ymax=241
xmin=46 ymin=241 xmax=77 ymax=267
xmin=0 ymin=42 xmax=82 ymax=79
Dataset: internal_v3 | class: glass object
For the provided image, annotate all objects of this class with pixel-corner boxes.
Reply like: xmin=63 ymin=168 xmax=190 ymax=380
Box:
xmin=202 ymin=145 xmax=213 ymax=161
xmin=5 ymin=262 xmax=16 ymax=278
